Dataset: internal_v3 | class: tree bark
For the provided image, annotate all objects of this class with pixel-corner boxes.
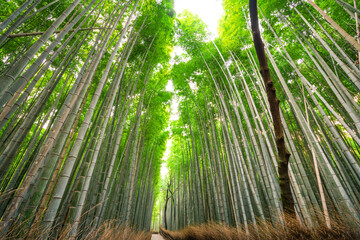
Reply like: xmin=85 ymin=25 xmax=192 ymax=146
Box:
xmin=249 ymin=0 xmax=294 ymax=215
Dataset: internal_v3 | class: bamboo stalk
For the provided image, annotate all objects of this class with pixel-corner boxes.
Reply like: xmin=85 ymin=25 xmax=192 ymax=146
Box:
xmin=7 ymin=27 xmax=106 ymax=38
xmin=306 ymin=0 xmax=360 ymax=52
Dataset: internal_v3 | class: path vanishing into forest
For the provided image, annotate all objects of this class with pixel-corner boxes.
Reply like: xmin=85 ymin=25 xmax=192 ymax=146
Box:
xmin=151 ymin=234 xmax=164 ymax=240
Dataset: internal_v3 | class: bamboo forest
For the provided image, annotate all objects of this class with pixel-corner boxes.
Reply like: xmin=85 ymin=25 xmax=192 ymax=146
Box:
xmin=1 ymin=0 xmax=360 ymax=239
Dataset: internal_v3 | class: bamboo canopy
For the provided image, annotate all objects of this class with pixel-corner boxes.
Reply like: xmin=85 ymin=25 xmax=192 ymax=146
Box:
xmin=0 ymin=0 xmax=359 ymax=238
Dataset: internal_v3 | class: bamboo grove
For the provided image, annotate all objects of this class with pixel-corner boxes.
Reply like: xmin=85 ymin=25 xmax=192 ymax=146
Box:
xmin=0 ymin=0 xmax=174 ymax=238
xmin=163 ymin=0 xmax=360 ymax=233
xmin=1 ymin=0 xmax=360 ymax=239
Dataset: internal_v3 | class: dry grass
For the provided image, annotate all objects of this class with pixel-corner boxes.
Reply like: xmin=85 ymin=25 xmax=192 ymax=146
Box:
xmin=159 ymin=215 xmax=360 ymax=240
xmin=2 ymin=220 xmax=152 ymax=240
xmin=84 ymin=221 xmax=152 ymax=240
xmin=2 ymin=211 xmax=359 ymax=239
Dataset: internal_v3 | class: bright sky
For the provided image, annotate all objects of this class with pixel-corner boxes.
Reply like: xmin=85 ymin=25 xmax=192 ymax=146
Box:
xmin=174 ymin=0 xmax=224 ymax=38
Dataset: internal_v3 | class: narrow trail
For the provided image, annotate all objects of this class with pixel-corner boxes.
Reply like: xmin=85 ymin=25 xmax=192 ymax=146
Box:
xmin=151 ymin=234 xmax=164 ymax=240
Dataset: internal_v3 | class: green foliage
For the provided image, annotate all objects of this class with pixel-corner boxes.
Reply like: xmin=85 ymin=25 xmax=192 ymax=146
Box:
xmin=219 ymin=0 xmax=250 ymax=52
xmin=131 ymin=0 xmax=175 ymax=64
xmin=1 ymin=0 xmax=360 ymax=235
xmin=176 ymin=10 xmax=208 ymax=56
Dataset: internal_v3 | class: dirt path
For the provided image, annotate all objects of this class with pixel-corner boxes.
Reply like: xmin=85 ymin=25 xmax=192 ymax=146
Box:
xmin=151 ymin=234 xmax=164 ymax=240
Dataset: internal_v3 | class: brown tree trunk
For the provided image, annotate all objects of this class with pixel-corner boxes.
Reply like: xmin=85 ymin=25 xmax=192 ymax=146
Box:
xmin=164 ymin=187 xmax=169 ymax=230
xmin=164 ymin=181 xmax=173 ymax=230
xmin=249 ymin=0 xmax=295 ymax=215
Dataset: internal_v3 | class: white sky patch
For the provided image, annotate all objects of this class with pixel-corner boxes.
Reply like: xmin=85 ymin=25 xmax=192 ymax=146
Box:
xmin=161 ymin=138 xmax=171 ymax=179
xmin=170 ymin=46 xmax=189 ymax=65
xmin=189 ymin=80 xmax=198 ymax=93
xmin=174 ymin=0 xmax=224 ymax=38
xmin=170 ymin=46 xmax=185 ymax=59
xmin=161 ymin=80 xmax=179 ymax=179
xmin=166 ymin=80 xmax=180 ymax=121
xmin=165 ymin=79 xmax=174 ymax=92
xmin=170 ymin=96 xmax=180 ymax=121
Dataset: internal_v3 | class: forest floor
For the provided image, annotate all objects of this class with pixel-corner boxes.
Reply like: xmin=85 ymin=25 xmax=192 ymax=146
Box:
xmin=158 ymin=218 xmax=360 ymax=240
xmin=151 ymin=234 xmax=164 ymax=240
